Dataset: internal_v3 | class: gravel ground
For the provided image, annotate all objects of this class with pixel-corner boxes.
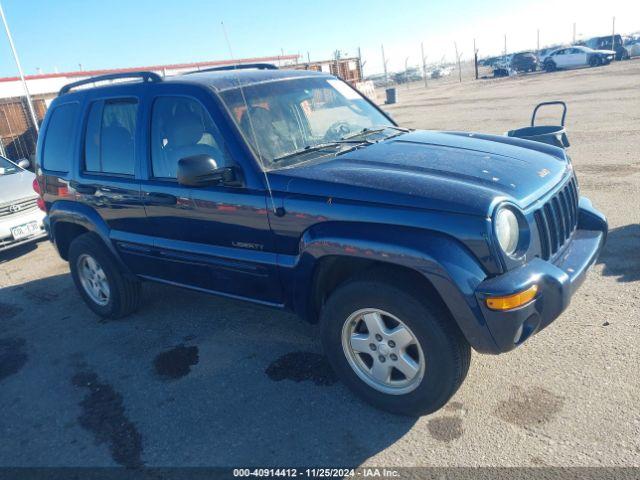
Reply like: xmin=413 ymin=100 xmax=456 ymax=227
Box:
xmin=0 ymin=60 xmax=638 ymax=468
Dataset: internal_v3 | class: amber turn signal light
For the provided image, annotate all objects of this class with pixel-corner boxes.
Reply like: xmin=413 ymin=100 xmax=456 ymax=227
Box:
xmin=486 ymin=285 xmax=538 ymax=311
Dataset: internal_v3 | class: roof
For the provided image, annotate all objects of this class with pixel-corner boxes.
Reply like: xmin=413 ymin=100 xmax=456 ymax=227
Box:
xmin=56 ymin=67 xmax=332 ymax=98
xmin=168 ymin=68 xmax=330 ymax=92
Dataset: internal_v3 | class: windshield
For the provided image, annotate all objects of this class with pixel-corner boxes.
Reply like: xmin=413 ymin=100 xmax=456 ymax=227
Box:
xmin=0 ymin=156 xmax=20 ymax=176
xmin=219 ymin=76 xmax=394 ymax=169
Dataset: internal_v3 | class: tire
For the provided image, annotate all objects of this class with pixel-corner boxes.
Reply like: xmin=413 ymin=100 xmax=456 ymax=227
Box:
xmin=589 ymin=56 xmax=601 ymax=67
xmin=544 ymin=61 xmax=556 ymax=72
xmin=320 ymin=274 xmax=471 ymax=416
xmin=68 ymin=233 xmax=141 ymax=319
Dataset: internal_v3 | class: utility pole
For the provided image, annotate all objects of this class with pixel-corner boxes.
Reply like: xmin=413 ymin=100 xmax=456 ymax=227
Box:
xmin=404 ymin=57 xmax=409 ymax=89
xmin=504 ymin=34 xmax=507 ymax=61
xmin=381 ymin=44 xmax=388 ymax=85
xmin=0 ymin=2 xmax=39 ymax=133
xmin=473 ymin=38 xmax=479 ymax=80
xmin=306 ymin=51 xmax=311 ymax=64
xmin=454 ymin=42 xmax=462 ymax=83
xmin=420 ymin=42 xmax=428 ymax=88
xmin=357 ymin=46 xmax=363 ymax=79
xmin=537 ymin=29 xmax=540 ymax=53
xmin=572 ymin=22 xmax=576 ymax=44
xmin=612 ymin=17 xmax=616 ymax=61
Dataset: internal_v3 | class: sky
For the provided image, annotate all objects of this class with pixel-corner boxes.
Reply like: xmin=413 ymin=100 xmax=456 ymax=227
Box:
xmin=1 ymin=0 xmax=639 ymax=78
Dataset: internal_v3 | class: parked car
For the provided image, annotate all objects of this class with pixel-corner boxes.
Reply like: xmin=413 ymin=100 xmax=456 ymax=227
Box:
xmin=430 ymin=66 xmax=452 ymax=79
xmin=0 ymin=155 xmax=47 ymax=252
xmin=543 ymin=46 xmax=615 ymax=71
xmin=582 ymin=34 xmax=630 ymax=60
xmin=538 ymin=45 xmax=567 ymax=64
xmin=481 ymin=56 xmax=502 ymax=67
xmin=624 ymin=38 xmax=640 ymax=57
xmin=36 ymin=66 xmax=607 ymax=416
xmin=510 ymin=52 xmax=538 ymax=72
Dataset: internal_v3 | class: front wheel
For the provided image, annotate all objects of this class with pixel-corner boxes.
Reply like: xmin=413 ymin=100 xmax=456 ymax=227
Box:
xmin=544 ymin=61 xmax=556 ymax=72
xmin=589 ymin=56 xmax=602 ymax=67
xmin=320 ymin=276 xmax=470 ymax=416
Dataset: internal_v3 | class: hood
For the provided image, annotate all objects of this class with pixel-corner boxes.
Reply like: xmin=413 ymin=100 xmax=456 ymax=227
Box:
xmin=594 ymin=49 xmax=616 ymax=55
xmin=271 ymin=130 xmax=570 ymax=216
xmin=0 ymin=169 xmax=37 ymax=203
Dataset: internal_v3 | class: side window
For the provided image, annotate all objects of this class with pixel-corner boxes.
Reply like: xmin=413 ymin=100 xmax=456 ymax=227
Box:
xmin=151 ymin=96 xmax=230 ymax=179
xmin=42 ymin=103 xmax=79 ymax=172
xmin=84 ymin=99 xmax=138 ymax=175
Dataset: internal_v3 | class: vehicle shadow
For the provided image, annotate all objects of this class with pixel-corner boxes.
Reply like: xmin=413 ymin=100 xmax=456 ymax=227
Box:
xmin=0 ymin=273 xmax=417 ymax=467
xmin=596 ymin=224 xmax=640 ymax=283
xmin=0 ymin=240 xmax=42 ymax=264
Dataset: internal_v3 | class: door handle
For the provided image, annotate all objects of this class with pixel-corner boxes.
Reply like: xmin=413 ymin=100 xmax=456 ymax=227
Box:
xmin=144 ymin=192 xmax=178 ymax=205
xmin=70 ymin=182 xmax=97 ymax=195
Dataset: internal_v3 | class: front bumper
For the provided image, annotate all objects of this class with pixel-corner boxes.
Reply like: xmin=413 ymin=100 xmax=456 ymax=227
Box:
xmin=474 ymin=197 xmax=607 ymax=353
xmin=0 ymin=208 xmax=47 ymax=252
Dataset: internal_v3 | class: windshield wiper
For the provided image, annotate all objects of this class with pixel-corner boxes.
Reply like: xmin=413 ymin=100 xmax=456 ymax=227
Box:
xmin=341 ymin=125 xmax=411 ymax=141
xmin=272 ymin=139 xmax=373 ymax=163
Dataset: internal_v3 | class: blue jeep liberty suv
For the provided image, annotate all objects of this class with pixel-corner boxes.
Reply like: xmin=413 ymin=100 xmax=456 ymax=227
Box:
xmin=35 ymin=65 xmax=607 ymax=415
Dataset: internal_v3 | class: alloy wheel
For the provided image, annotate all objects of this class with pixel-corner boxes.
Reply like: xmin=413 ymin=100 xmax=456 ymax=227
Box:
xmin=341 ymin=308 xmax=425 ymax=395
xmin=77 ymin=254 xmax=110 ymax=306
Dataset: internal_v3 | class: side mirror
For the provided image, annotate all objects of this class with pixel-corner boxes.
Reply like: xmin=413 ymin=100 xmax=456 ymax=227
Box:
xmin=18 ymin=159 xmax=30 ymax=169
xmin=177 ymin=154 xmax=239 ymax=187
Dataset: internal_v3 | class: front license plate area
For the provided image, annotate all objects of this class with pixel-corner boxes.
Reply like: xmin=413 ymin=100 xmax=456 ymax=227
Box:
xmin=11 ymin=221 xmax=39 ymax=240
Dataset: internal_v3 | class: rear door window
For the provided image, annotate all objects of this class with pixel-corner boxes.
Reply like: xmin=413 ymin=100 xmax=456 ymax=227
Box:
xmin=84 ymin=99 xmax=138 ymax=175
xmin=42 ymin=103 xmax=79 ymax=172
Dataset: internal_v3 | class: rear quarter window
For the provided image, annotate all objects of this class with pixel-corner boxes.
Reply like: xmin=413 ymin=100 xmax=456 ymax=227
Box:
xmin=42 ymin=103 xmax=79 ymax=172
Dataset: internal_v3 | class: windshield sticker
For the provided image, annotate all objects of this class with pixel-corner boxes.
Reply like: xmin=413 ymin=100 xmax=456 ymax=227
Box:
xmin=327 ymin=79 xmax=360 ymax=100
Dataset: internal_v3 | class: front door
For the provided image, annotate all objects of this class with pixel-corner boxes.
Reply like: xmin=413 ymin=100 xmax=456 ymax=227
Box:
xmin=140 ymin=88 xmax=282 ymax=305
xmin=553 ymin=50 xmax=569 ymax=68
xmin=570 ymin=48 xmax=588 ymax=66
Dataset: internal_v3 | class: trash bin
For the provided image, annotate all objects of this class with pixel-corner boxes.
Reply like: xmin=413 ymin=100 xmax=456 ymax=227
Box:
xmin=385 ymin=88 xmax=397 ymax=105
xmin=507 ymin=101 xmax=570 ymax=149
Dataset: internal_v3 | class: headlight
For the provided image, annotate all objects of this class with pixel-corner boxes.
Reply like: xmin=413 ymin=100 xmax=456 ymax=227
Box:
xmin=495 ymin=207 xmax=520 ymax=256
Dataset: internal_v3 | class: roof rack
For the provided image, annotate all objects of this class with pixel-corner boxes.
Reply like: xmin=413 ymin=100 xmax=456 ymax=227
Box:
xmin=59 ymin=71 xmax=162 ymax=95
xmin=184 ymin=63 xmax=278 ymax=75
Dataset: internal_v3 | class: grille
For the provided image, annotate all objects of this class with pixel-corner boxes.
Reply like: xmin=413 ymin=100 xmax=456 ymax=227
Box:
xmin=534 ymin=176 xmax=579 ymax=260
xmin=0 ymin=196 xmax=39 ymax=219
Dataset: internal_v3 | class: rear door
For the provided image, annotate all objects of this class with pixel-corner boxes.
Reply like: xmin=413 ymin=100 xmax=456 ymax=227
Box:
xmin=72 ymin=91 xmax=148 ymax=270
xmin=139 ymin=84 xmax=282 ymax=305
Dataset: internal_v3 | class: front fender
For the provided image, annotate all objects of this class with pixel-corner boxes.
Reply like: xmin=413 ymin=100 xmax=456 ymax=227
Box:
xmin=281 ymin=222 xmax=501 ymax=353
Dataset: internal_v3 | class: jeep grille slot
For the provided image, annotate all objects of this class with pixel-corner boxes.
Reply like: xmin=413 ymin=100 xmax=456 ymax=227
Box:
xmin=534 ymin=176 xmax=579 ymax=260
xmin=0 ymin=196 xmax=39 ymax=219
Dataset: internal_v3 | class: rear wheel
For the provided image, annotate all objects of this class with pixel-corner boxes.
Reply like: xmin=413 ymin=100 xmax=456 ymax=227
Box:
xmin=320 ymin=276 xmax=470 ymax=416
xmin=69 ymin=233 xmax=141 ymax=319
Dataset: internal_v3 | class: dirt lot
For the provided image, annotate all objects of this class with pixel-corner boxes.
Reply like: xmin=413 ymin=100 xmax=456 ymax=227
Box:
xmin=1 ymin=60 xmax=639 ymax=468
